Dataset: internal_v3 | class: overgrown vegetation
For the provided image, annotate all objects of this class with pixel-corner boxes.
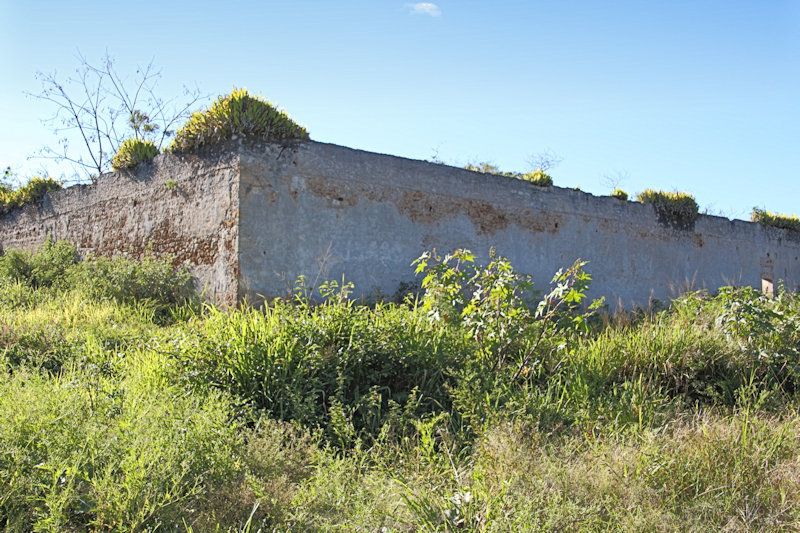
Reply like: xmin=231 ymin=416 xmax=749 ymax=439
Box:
xmin=463 ymin=162 xmax=514 ymax=176
xmin=0 ymin=167 xmax=11 ymax=195
xmin=637 ymin=189 xmax=699 ymax=229
xmin=752 ymin=207 xmax=800 ymax=233
xmin=2 ymin=241 xmax=800 ymax=530
xmin=611 ymin=187 xmax=628 ymax=200
xmin=464 ymin=162 xmax=553 ymax=187
xmin=0 ymin=174 xmax=62 ymax=215
xmin=111 ymin=138 xmax=159 ymax=170
xmin=520 ymin=169 xmax=553 ymax=187
xmin=169 ymin=88 xmax=309 ymax=153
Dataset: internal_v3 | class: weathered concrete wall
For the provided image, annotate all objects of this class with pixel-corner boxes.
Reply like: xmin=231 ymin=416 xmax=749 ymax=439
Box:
xmin=0 ymin=152 xmax=241 ymax=306
xmin=238 ymin=141 xmax=800 ymax=307
xmin=3 ymin=140 xmax=799 ymax=308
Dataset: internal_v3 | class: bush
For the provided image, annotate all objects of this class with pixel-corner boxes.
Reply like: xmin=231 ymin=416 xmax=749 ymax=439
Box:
xmin=636 ymin=189 xmax=698 ymax=229
xmin=0 ymin=240 xmax=194 ymax=311
xmin=0 ymin=238 xmax=77 ymax=288
xmin=414 ymin=249 xmax=601 ymax=380
xmin=0 ymin=176 xmax=62 ymax=213
xmin=464 ymin=163 xmax=554 ymax=186
xmin=521 ymin=169 xmax=553 ymax=187
xmin=611 ymin=188 xmax=628 ymax=201
xmin=169 ymin=88 xmax=309 ymax=153
xmin=111 ymin=138 xmax=159 ymax=170
xmin=70 ymin=254 xmax=194 ymax=306
xmin=0 ymin=249 xmax=32 ymax=283
xmin=464 ymin=162 xmax=515 ymax=177
xmin=751 ymin=207 xmax=800 ymax=232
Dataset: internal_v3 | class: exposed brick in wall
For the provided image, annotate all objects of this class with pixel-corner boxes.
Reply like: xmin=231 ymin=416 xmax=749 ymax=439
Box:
xmin=0 ymin=151 xmax=241 ymax=306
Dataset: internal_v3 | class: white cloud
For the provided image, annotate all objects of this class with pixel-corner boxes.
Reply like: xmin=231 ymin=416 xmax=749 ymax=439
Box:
xmin=407 ymin=2 xmax=441 ymax=17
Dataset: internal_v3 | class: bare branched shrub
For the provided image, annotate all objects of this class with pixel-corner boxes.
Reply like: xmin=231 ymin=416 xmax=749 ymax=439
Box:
xmin=29 ymin=52 xmax=203 ymax=181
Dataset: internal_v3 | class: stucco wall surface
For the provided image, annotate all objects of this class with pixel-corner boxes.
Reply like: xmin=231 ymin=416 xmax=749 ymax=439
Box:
xmin=238 ymin=141 xmax=800 ymax=307
xmin=0 ymin=152 xmax=241 ymax=306
xmin=3 ymin=140 xmax=799 ymax=308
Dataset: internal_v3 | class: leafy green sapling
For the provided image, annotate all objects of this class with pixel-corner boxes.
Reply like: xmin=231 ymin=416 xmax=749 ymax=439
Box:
xmin=413 ymin=248 xmax=603 ymax=378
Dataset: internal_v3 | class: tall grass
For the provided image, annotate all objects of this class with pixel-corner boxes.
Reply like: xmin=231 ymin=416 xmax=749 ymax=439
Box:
xmin=2 ymin=241 xmax=800 ymax=530
xmin=0 ymin=364 xmax=241 ymax=531
xmin=179 ymin=298 xmax=472 ymax=447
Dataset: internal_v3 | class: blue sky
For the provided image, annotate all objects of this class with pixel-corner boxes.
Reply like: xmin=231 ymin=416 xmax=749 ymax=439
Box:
xmin=1 ymin=0 xmax=798 ymax=220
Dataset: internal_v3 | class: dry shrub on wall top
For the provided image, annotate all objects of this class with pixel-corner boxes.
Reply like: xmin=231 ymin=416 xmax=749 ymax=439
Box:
xmin=169 ymin=88 xmax=309 ymax=153
xmin=29 ymin=53 xmax=203 ymax=181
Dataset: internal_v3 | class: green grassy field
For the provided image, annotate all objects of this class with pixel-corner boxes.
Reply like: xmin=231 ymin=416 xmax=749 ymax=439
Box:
xmin=1 ymin=241 xmax=799 ymax=531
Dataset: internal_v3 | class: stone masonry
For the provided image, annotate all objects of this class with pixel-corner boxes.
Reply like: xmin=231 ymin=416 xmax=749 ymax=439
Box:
xmin=2 ymin=140 xmax=799 ymax=308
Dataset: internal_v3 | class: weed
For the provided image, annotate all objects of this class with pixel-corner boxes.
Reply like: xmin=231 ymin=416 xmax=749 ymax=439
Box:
xmin=521 ymin=169 xmax=553 ymax=186
xmin=1 ymin=247 xmax=799 ymax=530
xmin=611 ymin=188 xmax=628 ymax=200
xmin=0 ymin=176 xmax=62 ymax=214
xmin=72 ymin=253 xmax=194 ymax=309
xmin=169 ymin=88 xmax=309 ymax=153
xmin=413 ymin=248 xmax=602 ymax=377
xmin=0 ymin=238 xmax=77 ymax=288
xmin=637 ymin=189 xmax=699 ymax=230
xmin=111 ymin=138 xmax=158 ymax=170
xmin=464 ymin=162 xmax=554 ymax=186
xmin=751 ymin=207 xmax=800 ymax=232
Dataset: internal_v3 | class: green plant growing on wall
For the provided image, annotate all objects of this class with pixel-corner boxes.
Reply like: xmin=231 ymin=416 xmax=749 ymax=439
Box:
xmin=1 ymin=167 xmax=12 ymax=195
xmin=611 ymin=188 xmax=628 ymax=201
xmin=0 ymin=169 xmax=14 ymax=209
xmin=169 ymin=88 xmax=309 ymax=153
xmin=111 ymin=138 xmax=159 ymax=170
xmin=636 ymin=189 xmax=699 ymax=230
xmin=464 ymin=162 xmax=554 ymax=186
xmin=751 ymin=208 xmax=800 ymax=233
xmin=520 ymin=169 xmax=553 ymax=187
xmin=463 ymin=162 xmax=516 ymax=177
xmin=0 ymin=176 xmax=63 ymax=214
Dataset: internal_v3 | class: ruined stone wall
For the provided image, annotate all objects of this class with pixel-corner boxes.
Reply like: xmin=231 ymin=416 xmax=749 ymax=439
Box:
xmin=3 ymin=140 xmax=799 ymax=308
xmin=0 ymin=152 xmax=241 ymax=306
xmin=238 ymin=142 xmax=800 ymax=307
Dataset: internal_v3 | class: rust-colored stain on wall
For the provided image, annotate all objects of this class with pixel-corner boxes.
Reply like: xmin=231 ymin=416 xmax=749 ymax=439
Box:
xmin=305 ymin=176 xmax=359 ymax=207
xmin=395 ymin=189 xmax=561 ymax=236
